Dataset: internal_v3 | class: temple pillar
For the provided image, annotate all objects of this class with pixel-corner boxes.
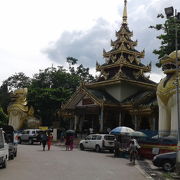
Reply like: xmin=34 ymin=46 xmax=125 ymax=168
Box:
xmin=151 ymin=116 xmax=156 ymax=131
xmin=99 ymin=105 xmax=104 ymax=132
xmin=79 ymin=113 xmax=85 ymax=132
xmin=134 ymin=115 xmax=137 ymax=130
xmin=69 ymin=119 xmax=73 ymax=129
xmin=118 ymin=112 xmax=122 ymax=126
xmin=74 ymin=115 xmax=78 ymax=131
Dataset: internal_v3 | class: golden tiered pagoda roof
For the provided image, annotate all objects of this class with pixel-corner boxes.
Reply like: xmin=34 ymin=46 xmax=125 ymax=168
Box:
xmin=94 ymin=0 xmax=156 ymax=89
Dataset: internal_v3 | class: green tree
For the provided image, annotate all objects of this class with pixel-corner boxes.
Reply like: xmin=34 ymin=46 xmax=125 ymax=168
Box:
xmin=28 ymin=87 xmax=71 ymax=126
xmin=2 ymin=72 xmax=31 ymax=91
xmin=0 ymin=57 xmax=95 ymax=127
xmin=0 ymin=83 xmax=10 ymax=113
xmin=149 ymin=13 xmax=180 ymax=66
xmin=67 ymin=57 xmax=95 ymax=82
xmin=28 ymin=65 xmax=81 ymax=126
xmin=0 ymin=72 xmax=31 ymax=113
xmin=0 ymin=107 xmax=8 ymax=126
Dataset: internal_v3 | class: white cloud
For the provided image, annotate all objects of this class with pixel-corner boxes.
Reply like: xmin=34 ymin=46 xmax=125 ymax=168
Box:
xmin=0 ymin=0 xmax=179 ymax=85
xmin=43 ymin=18 xmax=112 ymax=67
xmin=150 ymin=72 xmax=165 ymax=83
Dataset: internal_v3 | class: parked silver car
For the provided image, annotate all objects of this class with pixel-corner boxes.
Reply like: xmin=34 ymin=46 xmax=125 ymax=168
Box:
xmin=0 ymin=129 xmax=8 ymax=168
xmin=19 ymin=129 xmax=43 ymax=145
xmin=0 ymin=125 xmax=17 ymax=160
xmin=79 ymin=134 xmax=115 ymax=152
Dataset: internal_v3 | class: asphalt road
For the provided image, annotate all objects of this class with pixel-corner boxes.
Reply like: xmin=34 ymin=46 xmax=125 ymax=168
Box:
xmin=0 ymin=144 xmax=148 ymax=180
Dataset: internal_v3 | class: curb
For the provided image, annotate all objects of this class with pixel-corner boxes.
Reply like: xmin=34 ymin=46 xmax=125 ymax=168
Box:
xmin=136 ymin=161 xmax=153 ymax=179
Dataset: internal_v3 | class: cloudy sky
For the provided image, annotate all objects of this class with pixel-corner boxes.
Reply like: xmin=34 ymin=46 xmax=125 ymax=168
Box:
xmin=0 ymin=0 xmax=179 ymax=85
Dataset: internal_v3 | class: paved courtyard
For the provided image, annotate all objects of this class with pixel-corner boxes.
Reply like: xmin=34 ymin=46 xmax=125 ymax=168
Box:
xmin=0 ymin=144 xmax=148 ymax=180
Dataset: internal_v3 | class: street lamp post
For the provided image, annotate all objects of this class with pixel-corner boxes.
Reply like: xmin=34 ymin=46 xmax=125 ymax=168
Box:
xmin=164 ymin=6 xmax=180 ymax=173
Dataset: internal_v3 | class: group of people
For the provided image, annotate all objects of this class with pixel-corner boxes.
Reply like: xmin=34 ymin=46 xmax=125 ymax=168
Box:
xmin=65 ymin=135 xmax=74 ymax=151
xmin=40 ymin=131 xmax=139 ymax=161
xmin=41 ymin=132 xmax=53 ymax=151
xmin=40 ymin=130 xmax=75 ymax=151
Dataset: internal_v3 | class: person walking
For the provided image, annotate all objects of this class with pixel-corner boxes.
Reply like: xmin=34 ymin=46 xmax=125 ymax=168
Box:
xmin=65 ymin=135 xmax=70 ymax=151
xmin=47 ymin=133 xmax=53 ymax=151
xmin=41 ymin=131 xmax=48 ymax=151
xmin=69 ymin=135 xmax=74 ymax=151
xmin=129 ymin=138 xmax=140 ymax=165
xmin=114 ymin=135 xmax=120 ymax=157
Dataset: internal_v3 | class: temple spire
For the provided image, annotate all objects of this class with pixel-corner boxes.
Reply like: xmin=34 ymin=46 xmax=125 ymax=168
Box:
xmin=122 ymin=0 xmax=127 ymax=24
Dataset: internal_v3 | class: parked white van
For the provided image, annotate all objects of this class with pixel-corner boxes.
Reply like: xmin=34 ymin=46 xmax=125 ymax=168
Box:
xmin=0 ymin=128 xmax=8 ymax=168
xmin=79 ymin=134 xmax=115 ymax=152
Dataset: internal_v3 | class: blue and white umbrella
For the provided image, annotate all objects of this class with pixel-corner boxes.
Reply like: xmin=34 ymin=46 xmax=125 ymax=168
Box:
xmin=109 ymin=126 xmax=134 ymax=135
xmin=129 ymin=131 xmax=147 ymax=137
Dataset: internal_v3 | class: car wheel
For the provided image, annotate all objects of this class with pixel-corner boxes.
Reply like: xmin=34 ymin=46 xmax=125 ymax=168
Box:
xmin=10 ymin=154 xmax=14 ymax=160
xmin=95 ymin=145 xmax=101 ymax=152
xmin=80 ymin=144 xmax=84 ymax=151
xmin=163 ymin=161 xmax=173 ymax=172
xmin=109 ymin=149 xmax=114 ymax=153
xmin=14 ymin=151 xmax=17 ymax=157
xmin=2 ymin=159 xmax=7 ymax=168
xmin=29 ymin=139 xmax=33 ymax=145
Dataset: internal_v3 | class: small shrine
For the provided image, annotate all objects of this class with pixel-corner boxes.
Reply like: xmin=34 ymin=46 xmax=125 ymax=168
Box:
xmin=61 ymin=0 xmax=157 ymax=133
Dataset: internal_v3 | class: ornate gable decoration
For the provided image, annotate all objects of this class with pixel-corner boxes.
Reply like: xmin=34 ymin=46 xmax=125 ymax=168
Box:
xmin=119 ymin=42 xmax=127 ymax=51
xmin=133 ymin=70 xmax=143 ymax=80
xmin=116 ymin=54 xmax=128 ymax=64
xmin=113 ymin=67 xmax=127 ymax=79
xmin=128 ymin=55 xmax=134 ymax=63
xmin=97 ymin=69 xmax=109 ymax=81
xmin=77 ymin=95 xmax=96 ymax=106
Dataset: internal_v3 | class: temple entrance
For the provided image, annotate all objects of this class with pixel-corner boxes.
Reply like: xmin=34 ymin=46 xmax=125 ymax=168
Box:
xmin=140 ymin=117 xmax=150 ymax=130
xmin=81 ymin=114 xmax=99 ymax=133
xmin=123 ymin=113 xmax=134 ymax=129
xmin=104 ymin=110 xmax=119 ymax=131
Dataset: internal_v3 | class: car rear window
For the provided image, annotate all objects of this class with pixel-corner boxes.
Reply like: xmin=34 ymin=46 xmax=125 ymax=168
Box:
xmin=104 ymin=135 xmax=115 ymax=140
xmin=96 ymin=136 xmax=102 ymax=140
xmin=24 ymin=131 xmax=29 ymax=134
xmin=92 ymin=135 xmax=97 ymax=140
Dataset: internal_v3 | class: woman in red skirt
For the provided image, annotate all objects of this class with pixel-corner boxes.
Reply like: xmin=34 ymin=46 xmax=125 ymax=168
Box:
xmin=47 ymin=133 xmax=53 ymax=151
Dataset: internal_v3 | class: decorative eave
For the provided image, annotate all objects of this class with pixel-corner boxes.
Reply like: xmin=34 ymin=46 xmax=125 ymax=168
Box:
xmin=104 ymin=103 xmax=121 ymax=108
xmin=96 ymin=61 xmax=151 ymax=73
xmin=111 ymin=36 xmax=136 ymax=47
xmin=61 ymin=85 xmax=84 ymax=110
xmin=111 ymin=40 xmax=115 ymax=46
xmin=103 ymin=49 xmax=144 ymax=59
xmin=121 ymin=104 xmax=155 ymax=115
xmin=132 ymin=40 xmax=138 ymax=46
xmin=129 ymin=108 xmax=154 ymax=115
xmin=86 ymin=77 xmax=157 ymax=89
xmin=116 ymin=28 xmax=133 ymax=37
xmin=96 ymin=61 xmax=101 ymax=71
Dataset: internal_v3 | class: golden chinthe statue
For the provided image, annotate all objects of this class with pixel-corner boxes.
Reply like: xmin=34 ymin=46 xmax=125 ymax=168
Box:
xmin=157 ymin=50 xmax=180 ymax=137
xmin=7 ymin=88 xmax=41 ymax=130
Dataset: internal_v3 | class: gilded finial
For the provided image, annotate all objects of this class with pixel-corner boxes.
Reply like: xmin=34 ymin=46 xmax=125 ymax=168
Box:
xmin=123 ymin=0 xmax=128 ymax=24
